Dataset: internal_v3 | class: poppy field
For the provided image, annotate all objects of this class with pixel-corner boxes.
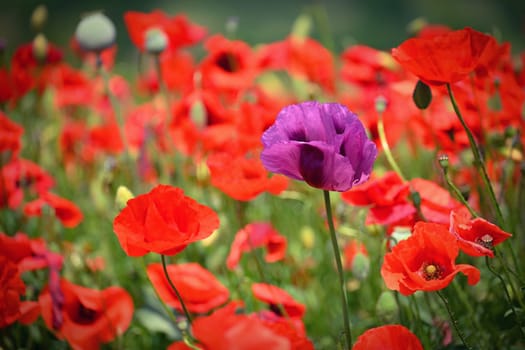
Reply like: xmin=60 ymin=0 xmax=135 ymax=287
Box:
xmin=1 ymin=4 xmax=525 ymax=350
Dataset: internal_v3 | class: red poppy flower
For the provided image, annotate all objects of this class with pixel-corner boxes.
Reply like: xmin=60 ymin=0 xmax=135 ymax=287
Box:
xmin=381 ymin=222 xmax=480 ymax=295
xmin=199 ymin=34 xmax=260 ymax=93
xmin=252 ymin=283 xmax=305 ymax=318
xmin=257 ymin=36 xmax=335 ymax=93
xmin=147 ymin=262 xmax=229 ymax=314
xmin=207 ymin=151 xmax=288 ymax=201
xmin=0 ymin=111 xmax=24 ymax=161
xmin=352 ymin=324 xmax=423 ymax=350
xmin=124 ymin=10 xmax=206 ymax=53
xmin=167 ymin=302 xmax=313 ymax=350
xmin=410 ymin=178 xmax=466 ymax=224
xmin=0 ymin=255 xmax=26 ymax=328
xmin=392 ymin=27 xmax=497 ymax=86
xmin=226 ymin=222 xmax=287 ymax=269
xmin=113 ymin=184 xmax=219 ymax=256
xmin=342 ymin=171 xmax=415 ymax=225
xmin=449 ymin=210 xmax=512 ymax=257
xmin=39 ymin=278 xmax=133 ymax=350
xmin=0 ymin=158 xmax=55 ymax=209
xmin=24 ymin=192 xmax=83 ymax=228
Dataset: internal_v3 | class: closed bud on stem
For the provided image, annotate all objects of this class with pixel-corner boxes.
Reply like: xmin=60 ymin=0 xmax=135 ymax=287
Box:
xmin=31 ymin=5 xmax=48 ymax=31
xmin=75 ymin=12 xmax=116 ymax=53
xmin=145 ymin=28 xmax=168 ymax=55
xmin=413 ymin=80 xmax=432 ymax=109
xmin=375 ymin=290 xmax=398 ymax=323
xmin=32 ymin=33 xmax=48 ymax=62
xmin=375 ymin=95 xmax=387 ymax=113
xmin=438 ymin=154 xmax=449 ymax=172
xmin=351 ymin=253 xmax=370 ymax=280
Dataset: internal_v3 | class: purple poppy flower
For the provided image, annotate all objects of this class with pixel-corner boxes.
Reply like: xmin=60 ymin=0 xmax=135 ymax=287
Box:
xmin=261 ymin=101 xmax=377 ymax=192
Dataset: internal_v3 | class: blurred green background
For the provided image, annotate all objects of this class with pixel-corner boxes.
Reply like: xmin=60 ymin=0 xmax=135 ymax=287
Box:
xmin=1 ymin=0 xmax=524 ymax=61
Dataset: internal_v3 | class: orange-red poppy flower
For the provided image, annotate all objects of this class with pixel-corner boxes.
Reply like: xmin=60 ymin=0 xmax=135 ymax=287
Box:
xmin=251 ymin=282 xmax=305 ymax=319
xmin=39 ymin=278 xmax=133 ymax=350
xmin=207 ymin=151 xmax=288 ymax=201
xmin=113 ymin=185 xmax=219 ymax=256
xmin=226 ymin=222 xmax=287 ymax=269
xmin=392 ymin=27 xmax=497 ymax=86
xmin=147 ymin=262 xmax=229 ymax=314
xmin=124 ymin=10 xmax=206 ymax=53
xmin=449 ymin=210 xmax=512 ymax=257
xmin=381 ymin=222 xmax=480 ymax=295
xmin=343 ymin=240 xmax=368 ymax=270
xmin=352 ymin=324 xmax=423 ymax=350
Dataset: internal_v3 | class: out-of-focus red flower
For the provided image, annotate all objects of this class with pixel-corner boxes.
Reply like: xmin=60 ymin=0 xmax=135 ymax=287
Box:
xmin=0 ymin=158 xmax=54 ymax=209
xmin=342 ymin=171 xmax=415 ymax=226
xmin=0 ymin=111 xmax=24 ymax=161
xmin=168 ymin=301 xmax=314 ymax=350
xmin=392 ymin=27 xmax=497 ymax=86
xmin=23 ymin=192 xmax=83 ymax=228
xmin=226 ymin=222 xmax=287 ymax=269
xmin=410 ymin=178 xmax=466 ymax=224
xmin=352 ymin=324 xmax=423 ymax=350
xmin=39 ymin=278 xmax=134 ymax=350
xmin=125 ymin=102 xmax=169 ymax=154
xmin=49 ymin=63 xmax=94 ymax=108
xmin=0 ymin=255 xmax=26 ymax=328
xmin=449 ymin=210 xmax=512 ymax=257
xmin=113 ymin=184 xmax=219 ymax=256
xmin=85 ymin=256 xmax=106 ymax=273
xmin=252 ymin=283 xmax=305 ymax=319
xmin=381 ymin=222 xmax=480 ymax=295
xmin=199 ymin=35 xmax=260 ymax=93
xmin=147 ymin=262 xmax=229 ymax=314
xmin=0 ymin=68 xmax=15 ymax=104
xmin=257 ymin=36 xmax=335 ymax=93
xmin=124 ymin=10 xmax=206 ymax=53
xmin=343 ymin=240 xmax=368 ymax=270
xmin=207 ymin=151 xmax=288 ymax=201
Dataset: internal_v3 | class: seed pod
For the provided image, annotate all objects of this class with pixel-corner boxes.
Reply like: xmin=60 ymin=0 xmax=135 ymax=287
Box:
xmin=75 ymin=12 xmax=116 ymax=53
xmin=412 ymin=79 xmax=432 ymax=109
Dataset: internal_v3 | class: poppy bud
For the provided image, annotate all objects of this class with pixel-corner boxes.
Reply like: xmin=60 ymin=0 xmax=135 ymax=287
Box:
xmin=115 ymin=185 xmax=134 ymax=210
xmin=32 ymin=33 xmax=48 ymax=62
xmin=351 ymin=252 xmax=370 ymax=280
xmin=31 ymin=5 xmax=48 ymax=31
xmin=413 ymin=80 xmax=432 ymax=109
xmin=144 ymin=28 xmax=168 ymax=55
xmin=75 ymin=12 xmax=116 ymax=53
xmin=375 ymin=290 xmax=398 ymax=323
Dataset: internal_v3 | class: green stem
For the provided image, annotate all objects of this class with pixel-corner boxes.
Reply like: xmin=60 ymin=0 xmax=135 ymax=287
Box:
xmin=486 ymin=256 xmax=525 ymax=337
xmin=377 ymin=112 xmax=406 ymax=181
xmin=323 ymin=190 xmax=352 ymax=349
xmin=141 ymin=257 xmax=178 ymax=325
xmin=439 ymin=157 xmax=478 ymax=217
xmin=436 ymin=290 xmax=472 ymax=349
xmin=161 ymin=254 xmax=193 ymax=325
xmin=446 ymin=83 xmax=504 ymax=226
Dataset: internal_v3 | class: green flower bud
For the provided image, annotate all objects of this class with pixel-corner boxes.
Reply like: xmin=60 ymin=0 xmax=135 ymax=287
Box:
xmin=351 ymin=252 xmax=370 ymax=280
xmin=75 ymin=12 xmax=116 ymax=53
xmin=145 ymin=28 xmax=168 ymax=55
xmin=376 ymin=290 xmax=398 ymax=323
xmin=115 ymin=185 xmax=134 ymax=210
xmin=413 ymin=80 xmax=432 ymax=109
xmin=32 ymin=33 xmax=48 ymax=62
xmin=31 ymin=5 xmax=48 ymax=31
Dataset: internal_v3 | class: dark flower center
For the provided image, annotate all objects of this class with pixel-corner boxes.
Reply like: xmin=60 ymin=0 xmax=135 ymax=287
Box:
xmin=215 ymin=52 xmax=239 ymax=73
xmin=68 ymin=301 xmax=100 ymax=325
xmin=422 ymin=263 xmax=442 ymax=280
xmin=299 ymin=144 xmax=325 ymax=188
xmin=476 ymin=234 xmax=494 ymax=249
